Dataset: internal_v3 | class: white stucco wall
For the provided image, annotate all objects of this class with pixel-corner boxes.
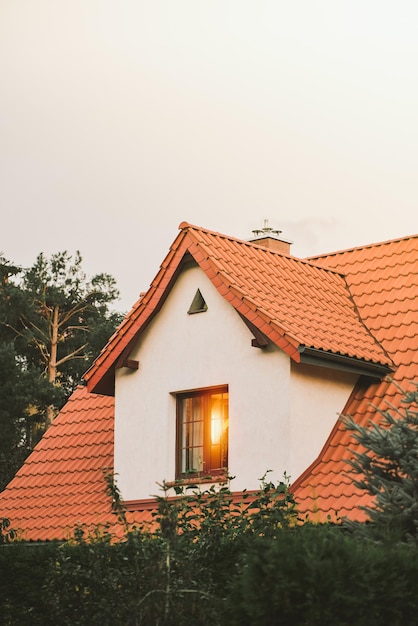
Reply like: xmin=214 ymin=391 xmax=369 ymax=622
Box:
xmin=114 ymin=262 xmax=357 ymax=501
xmin=289 ymin=362 xmax=357 ymax=482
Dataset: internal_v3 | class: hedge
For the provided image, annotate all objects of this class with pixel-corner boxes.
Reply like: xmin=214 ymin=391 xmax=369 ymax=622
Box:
xmin=226 ymin=525 xmax=418 ymax=626
xmin=2 ymin=525 xmax=418 ymax=625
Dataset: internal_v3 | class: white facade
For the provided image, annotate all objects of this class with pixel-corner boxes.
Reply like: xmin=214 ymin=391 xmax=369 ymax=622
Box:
xmin=114 ymin=262 xmax=357 ymax=501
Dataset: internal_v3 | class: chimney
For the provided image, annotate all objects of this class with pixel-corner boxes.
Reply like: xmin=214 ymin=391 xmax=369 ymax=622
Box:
xmin=249 ymin=219 xmax=292 ymax=255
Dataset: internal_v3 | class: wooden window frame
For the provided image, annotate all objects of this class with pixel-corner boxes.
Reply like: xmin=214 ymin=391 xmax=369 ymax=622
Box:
xmin=175 ymin=386 xmax=228 ymax=480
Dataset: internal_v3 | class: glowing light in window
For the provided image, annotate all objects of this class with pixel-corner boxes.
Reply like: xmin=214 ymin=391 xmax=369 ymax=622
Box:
xmin=211 ymin=409 xmax=222 ymax=444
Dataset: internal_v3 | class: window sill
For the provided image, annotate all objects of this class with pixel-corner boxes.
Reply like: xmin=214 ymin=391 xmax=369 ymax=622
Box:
xmin=166 ymin=474 xmax=229 ymax=489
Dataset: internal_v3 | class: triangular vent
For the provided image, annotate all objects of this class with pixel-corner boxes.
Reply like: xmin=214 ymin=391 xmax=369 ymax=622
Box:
xmin=188 ymin=289 xmax=208 ymax=314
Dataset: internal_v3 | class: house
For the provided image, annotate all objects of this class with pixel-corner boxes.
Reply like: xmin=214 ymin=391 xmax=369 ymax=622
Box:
xmin=1 ymin=221 xmax=417 ymax=541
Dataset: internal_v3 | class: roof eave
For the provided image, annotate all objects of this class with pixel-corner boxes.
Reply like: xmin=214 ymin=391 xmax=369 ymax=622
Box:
xmin=298 ymin=345 xmax=393 ymax=379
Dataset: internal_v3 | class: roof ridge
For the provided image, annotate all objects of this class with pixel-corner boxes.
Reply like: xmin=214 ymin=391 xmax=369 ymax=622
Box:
xmin=180 ymin=221 xmax=347 ymax=276
xmin=308 ymin=232 xmax=418 ymax=261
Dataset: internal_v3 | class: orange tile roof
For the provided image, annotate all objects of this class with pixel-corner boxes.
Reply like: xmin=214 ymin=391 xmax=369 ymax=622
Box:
xmin=292 ymin=234 xmax=418 ymax=521
xmin=0 ymin=386 xmax=153 ymax=541
xmin=85 ymin=222 xmax=392 ymax=395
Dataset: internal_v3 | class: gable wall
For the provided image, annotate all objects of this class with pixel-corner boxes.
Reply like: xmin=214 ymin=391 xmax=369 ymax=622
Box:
xmin=114 ymin=264 xmax=357 ymax=501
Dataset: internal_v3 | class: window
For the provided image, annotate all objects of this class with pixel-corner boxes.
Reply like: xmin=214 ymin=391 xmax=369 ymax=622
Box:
xmin=176 ymin=386 xmax=228 ymax=479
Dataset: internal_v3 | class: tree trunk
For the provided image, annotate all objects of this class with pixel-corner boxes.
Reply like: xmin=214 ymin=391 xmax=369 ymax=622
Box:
xmin=46 ymin=305 xmax=59 ymax=427
xmin=48 ymin=305 xmax=59 ymax=385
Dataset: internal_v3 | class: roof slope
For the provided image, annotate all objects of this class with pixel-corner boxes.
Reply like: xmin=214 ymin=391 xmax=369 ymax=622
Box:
xmin=0 ymin=386 xmax=152 ymax=541
xmin=293 ymin=234 xmax=418 ymax=521
xmin=85 ymin=222 xmax=391 ymax=395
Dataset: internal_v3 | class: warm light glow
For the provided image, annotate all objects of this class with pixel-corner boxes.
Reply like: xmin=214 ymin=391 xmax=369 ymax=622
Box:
xmin=211 ymin=410 xmax=222 ymax=444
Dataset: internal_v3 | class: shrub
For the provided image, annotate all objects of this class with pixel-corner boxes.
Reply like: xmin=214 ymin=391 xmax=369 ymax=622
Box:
xmin=44 ymin=473 xmax=297 ymax=625
xmin=0 ymin=541 xmax=58 ymax=625
xmin=225 ymin=524 xmax=418 ymax=626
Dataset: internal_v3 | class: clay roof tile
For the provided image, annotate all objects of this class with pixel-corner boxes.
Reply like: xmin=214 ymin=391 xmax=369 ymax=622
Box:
xmin=293 ymin=234 xmax=418 ymax=520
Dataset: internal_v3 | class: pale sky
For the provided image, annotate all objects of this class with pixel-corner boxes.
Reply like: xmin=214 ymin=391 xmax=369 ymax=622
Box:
xmin=1 ymin=1 xmax=417 ymax=311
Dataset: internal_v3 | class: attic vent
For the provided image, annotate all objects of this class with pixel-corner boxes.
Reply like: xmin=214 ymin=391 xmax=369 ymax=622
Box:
xmin=188 ymin=289 xmax=208 ymax=314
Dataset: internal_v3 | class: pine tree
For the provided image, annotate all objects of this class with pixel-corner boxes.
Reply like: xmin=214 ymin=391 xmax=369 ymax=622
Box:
xmin=20 ymin=251 xmax=122 ymax=408
xmin=0 ymin=251 xmax=123 ymax=487
xmin=342 ymin=382 xmax=418 ymax=543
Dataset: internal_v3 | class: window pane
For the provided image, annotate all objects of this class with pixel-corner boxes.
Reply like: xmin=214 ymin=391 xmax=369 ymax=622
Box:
xmin=179 ymin=396 xmax=204 ymax=474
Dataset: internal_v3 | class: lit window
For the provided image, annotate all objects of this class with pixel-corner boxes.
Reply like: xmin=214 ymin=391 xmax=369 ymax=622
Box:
xmin=176 ymin=387 xmax=228 ymax=478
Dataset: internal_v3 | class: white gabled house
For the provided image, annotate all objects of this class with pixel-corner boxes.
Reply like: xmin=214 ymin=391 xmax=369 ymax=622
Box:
xmin=85 ymin=222 xmax=392 ymax=506
xmin=2 ymin=221 xmax=418 ymax=541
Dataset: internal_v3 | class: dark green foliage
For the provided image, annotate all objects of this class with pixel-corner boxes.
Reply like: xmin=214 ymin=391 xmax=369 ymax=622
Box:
xmin=0 ymin=337 xmax=61 ymax=488
xmin=342 ymin=382 xmax=418 ymax=544
xmin=0 ymin=251 xmax=122 ymax=489
xmin=226 ymin=524 xmax=418 ymax=626
xmin=4 ymin=517 xmax=418 ymax=625
xmin=4 ymin=481 xmax=418 ymax=625
xmin=0 ymin=542 xmax=58 ymax=625
xmin=17 ymin=250 xmax=122 ymax=395
xmin=44 ymin=474 xmax=298 ymax=625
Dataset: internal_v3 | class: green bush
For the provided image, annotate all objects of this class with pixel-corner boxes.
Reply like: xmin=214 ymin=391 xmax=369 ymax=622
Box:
xmin=4 ymin=477 xmax=418 ymax=625
xmin=44 ymin=530 xmax=167 ymax=625
xmin=44 ymin=474 xmax=297 ymax=625
xmin=0 ymin=541 xmax=58 ymax=625
xmin=225 ymin=524 xmax=418 ymax=626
